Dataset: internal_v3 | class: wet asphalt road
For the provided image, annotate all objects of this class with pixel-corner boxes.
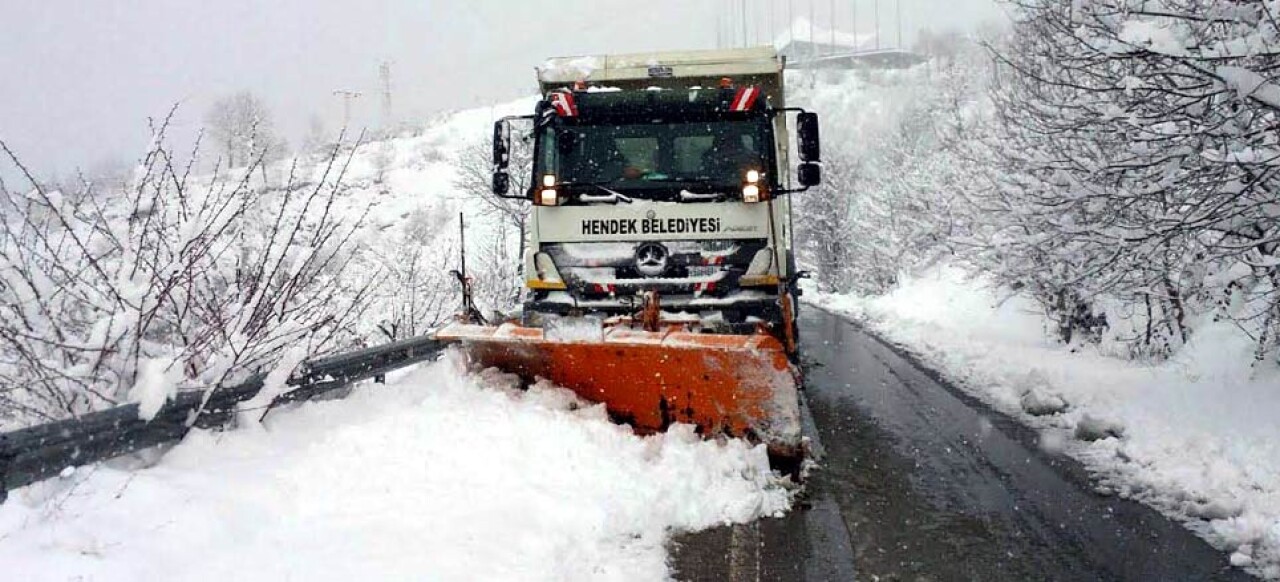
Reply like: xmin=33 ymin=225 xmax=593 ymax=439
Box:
xmin=670 ymin=307 xmax=1253 ymax=581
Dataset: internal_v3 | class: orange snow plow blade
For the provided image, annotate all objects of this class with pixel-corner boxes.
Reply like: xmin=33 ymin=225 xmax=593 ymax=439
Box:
xmin=434 ymin=322 xmax=802 ymax=460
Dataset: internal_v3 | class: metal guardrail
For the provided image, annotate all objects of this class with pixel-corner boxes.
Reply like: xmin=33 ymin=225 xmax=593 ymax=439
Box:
xmin=282 ymin=334 xmax=446 ymax=401
xmin=0 ymin=334 xmax=446 ymax=503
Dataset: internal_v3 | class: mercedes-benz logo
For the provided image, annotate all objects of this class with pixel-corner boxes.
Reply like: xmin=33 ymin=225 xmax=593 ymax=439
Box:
xmin=645 ymin=209 xmax=657 ymax=219
xmin=635 ymin=242 xmax=669 ymax=277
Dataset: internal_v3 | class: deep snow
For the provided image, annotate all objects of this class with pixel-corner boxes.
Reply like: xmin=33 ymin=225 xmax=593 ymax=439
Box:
xmin=806 ymin=266 xmax=1280 ymax=580
xmin=0 ymin=352 xmax=790 ymax=581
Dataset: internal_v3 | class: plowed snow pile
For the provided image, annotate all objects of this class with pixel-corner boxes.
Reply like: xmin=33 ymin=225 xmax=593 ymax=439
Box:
xmin=0 ymin=353 xmax=790 ymax=581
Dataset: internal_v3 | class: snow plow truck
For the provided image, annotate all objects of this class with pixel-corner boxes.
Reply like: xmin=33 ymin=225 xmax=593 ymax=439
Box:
xmin=436 ymin=47 xmax=822 ymax=470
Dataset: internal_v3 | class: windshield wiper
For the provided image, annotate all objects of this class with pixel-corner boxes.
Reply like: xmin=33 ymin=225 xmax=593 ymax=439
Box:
xmin=563 ymin=182 xmax=633 ymax=204
xmin=679 ymin=190 xmax=727 ymax=202
xmin=642 ymin=176 xmax=712 ymax=183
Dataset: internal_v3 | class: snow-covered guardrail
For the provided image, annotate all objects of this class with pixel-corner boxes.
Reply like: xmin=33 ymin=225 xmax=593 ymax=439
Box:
xmin=0 ymin=334 xmax=445 ymax=503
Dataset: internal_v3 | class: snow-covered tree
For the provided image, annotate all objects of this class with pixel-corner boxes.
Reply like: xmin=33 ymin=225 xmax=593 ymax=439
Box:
xmin=301 ymin=114 xmax=332 ymax=154
xmin=978 ymin=0 xmax=1280 ymax=362
xmin=205 ymin=91 xmax=285 ymax=169
xmin=794 ymin=40 xmax=990 ymax=295
xmin=0 ymin=114 xmax=373 ymax=425
xmin=367 ymin=204 xmax=457 ymax=341
xmin=453 ymin=124 xmax=534 ymax=275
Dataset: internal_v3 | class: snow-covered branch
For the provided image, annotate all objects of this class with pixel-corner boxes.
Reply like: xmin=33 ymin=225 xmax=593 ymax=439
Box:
xmin=0 ymin=115 xmax=374 ymax=426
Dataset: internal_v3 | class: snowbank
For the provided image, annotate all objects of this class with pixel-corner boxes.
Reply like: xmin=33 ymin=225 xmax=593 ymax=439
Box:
xmin=806 ymin=266 xmax=1280 ymax=580
xmin=0 ymin=353 xmax=789 ymax=581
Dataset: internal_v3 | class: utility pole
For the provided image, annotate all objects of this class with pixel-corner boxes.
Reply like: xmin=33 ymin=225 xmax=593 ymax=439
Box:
xmin=809 ymin=0 xmax=816 ymax=85
xmin=896 ymin=0 xmax=902 ymax=48
xmin=379 ymin=61 xmax=393 ymax=130
xmin=767 ymin=0 xmax=774 ymax=43
xmin=788 ymin=0 xmax=794 ymax=48
xmin=809 ymin=0 xmax=815 ymax=56
xmin=723 ymin=0 xmax=729 ymax=47
xmin=716 ymin=7 xmax=722 ymax=48
xmin=332 ymin=90 xmax=362 ymax=128
xmin=874 ymin=0 xmax=881 ymax=50
xmin=852 ymin=0 xmax=858 ymax=50
xmin=729 ymin=0 xmax=735 ymax=47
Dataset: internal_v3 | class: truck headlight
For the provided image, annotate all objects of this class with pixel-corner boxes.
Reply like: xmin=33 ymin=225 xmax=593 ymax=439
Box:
xmin=538 ymin=189 xmax=559 ymax=206
xmin=742 ymin=184 xmax=760 ymax=203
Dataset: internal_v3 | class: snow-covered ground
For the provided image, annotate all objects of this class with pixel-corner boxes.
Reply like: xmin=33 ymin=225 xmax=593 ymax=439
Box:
xmin=0 ymin=352 xmax=790 ymax=581
xmin=806 ymin=266 xmax=1280 ymax=579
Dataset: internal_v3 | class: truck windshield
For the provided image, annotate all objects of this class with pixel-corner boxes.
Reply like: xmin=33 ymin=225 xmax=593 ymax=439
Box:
xmin=535 ymin=119 xmax=770 ymax=193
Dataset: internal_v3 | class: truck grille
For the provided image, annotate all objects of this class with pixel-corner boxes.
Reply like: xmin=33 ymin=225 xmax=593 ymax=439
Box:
xmin=542 ymin=240 xmax=767 ymax=298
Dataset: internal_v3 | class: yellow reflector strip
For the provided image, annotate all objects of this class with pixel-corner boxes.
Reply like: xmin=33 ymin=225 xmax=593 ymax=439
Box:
xmin=527 ymin=279 xmax=567 ymax=290
xmin=739 ymin=275 xmax=780 ymax=287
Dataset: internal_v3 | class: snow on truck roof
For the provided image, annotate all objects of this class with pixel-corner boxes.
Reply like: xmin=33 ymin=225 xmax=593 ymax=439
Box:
xmin=538 ymin=47 xmax=781 ymax=85
xmin=538 ymin=47 xmax=785 ymax=106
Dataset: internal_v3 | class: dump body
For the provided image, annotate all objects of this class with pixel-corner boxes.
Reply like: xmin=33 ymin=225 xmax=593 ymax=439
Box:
xmin=538 ymin=46 xmax=786 ymax=108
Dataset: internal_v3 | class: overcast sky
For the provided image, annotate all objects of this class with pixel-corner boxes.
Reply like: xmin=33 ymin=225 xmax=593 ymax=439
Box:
xmin=0 ymin=0 xmax=1003 ymax=184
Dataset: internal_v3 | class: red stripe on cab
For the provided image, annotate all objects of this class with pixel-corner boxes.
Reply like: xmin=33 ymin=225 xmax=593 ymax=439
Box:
xmin=550 ymin=91 xmax=578 ymax=117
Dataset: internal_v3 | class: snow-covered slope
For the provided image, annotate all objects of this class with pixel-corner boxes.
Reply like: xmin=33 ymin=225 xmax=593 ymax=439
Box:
xmin=336 ymin=96 xmax=537 ymax=230
xmin=807 ymin=266 xmax=1280 ymax=579
xmin=302 ymin=95 xmax=540 ymax=341
xmin=0 ymin=353 xmax=789 ymax=581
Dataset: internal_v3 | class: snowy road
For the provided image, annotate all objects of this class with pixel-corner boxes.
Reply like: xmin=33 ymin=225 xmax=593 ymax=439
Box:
xmin=672 ymin=307 xmax=1254 ymax=581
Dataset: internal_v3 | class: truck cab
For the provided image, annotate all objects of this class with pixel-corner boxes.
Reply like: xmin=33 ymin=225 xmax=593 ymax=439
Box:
xmin=491 ymin=47 xmax=821 ymax=350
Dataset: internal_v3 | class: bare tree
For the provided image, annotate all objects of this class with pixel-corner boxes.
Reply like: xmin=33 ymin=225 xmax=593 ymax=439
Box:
xmin=452 ymin=125 xmax=534 ymax=274
xmin=301 ymin=114 xmax=331 ymax=154
xmin=0 ymin=108 xmax=375 ymax=426
xmin=367 ymin=204 xmax=457 ymax=341
xmin=205 ymin=91 xmax=284 ymax=169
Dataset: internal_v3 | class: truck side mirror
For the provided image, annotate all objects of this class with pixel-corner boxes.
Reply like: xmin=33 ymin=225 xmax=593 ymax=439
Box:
xmin=492 ymin=171 xmax=510 ymax=195
xmin=493 ymin=121 xmax=510 ymax=169
xmin=798 ymin=163 xmax=821 ymax=187
xmin=797 ymin=112 xmax=820 ymax=162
